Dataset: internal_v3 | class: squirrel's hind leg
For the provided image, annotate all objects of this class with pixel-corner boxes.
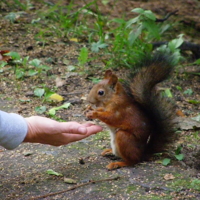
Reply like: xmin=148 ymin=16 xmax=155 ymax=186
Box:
xmin=101 ymin=149 xmax=113 ymax=156
xmin=115 ymin=130 xmax=143 ymax=166
xmin=106 ymin=161 xmax=128 ymax=170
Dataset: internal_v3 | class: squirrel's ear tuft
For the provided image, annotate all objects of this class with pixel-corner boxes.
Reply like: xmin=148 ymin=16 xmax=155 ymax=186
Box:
xmin=104 ymin=70 xmax=113 ymax=79
xmin=104 ymin=70 xmax=118 ymax=89
xmin=108 ymin=74 xmax=118 ymax=89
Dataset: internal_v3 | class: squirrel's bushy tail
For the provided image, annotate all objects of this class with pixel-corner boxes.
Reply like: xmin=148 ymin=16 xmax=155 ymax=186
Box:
xmin=130 ymin=54 xmax=176 ymax=153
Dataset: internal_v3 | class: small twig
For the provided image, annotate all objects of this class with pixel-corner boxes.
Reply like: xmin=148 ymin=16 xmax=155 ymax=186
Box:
xmin=130 ymin=180 xmax=174 ymax=192
xmin=29 ymin=176 xmax=120 ymax=200
xmin=155 ymin=10 xmax=178 ymax=23
xmin=61 ymin=92 xmax=83 ymax=96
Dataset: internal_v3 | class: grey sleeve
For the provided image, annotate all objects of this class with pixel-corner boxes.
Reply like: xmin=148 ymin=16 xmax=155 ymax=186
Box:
xmin=0 ymin=110 xmax=28 ymax=150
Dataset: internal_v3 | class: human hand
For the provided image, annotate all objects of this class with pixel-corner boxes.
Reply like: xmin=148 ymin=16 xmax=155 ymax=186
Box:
xmin=23 ymin=116 xmax=103 ymax=146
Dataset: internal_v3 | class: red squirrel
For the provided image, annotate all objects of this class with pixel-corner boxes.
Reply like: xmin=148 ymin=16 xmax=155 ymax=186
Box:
xmin=85 ymin=54 xmax=176 ymax=170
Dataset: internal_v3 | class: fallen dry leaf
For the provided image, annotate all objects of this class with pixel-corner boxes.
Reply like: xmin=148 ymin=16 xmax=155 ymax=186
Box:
xmin=0 ymin=50 xmax=11 ymax=61
xmin=176 ymin=109 xmax=186 ymax=117
xmin=64 ymin=177 xmax=77 ymax=184
xmin=49 ymin=93 xmax=64 ymax=102
xmin=175 ymin=117 xmax=200 ymax=130
xmin=55 ymin=77 xmax=66 ymax=87
xmin=164 ymin=174 xmax=175 ymax=180
xmin=69 ymin=38 xmax=79 ymax=42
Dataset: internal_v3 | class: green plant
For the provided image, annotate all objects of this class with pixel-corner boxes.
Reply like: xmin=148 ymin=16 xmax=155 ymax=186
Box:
xmin=162 ymin=88 xmax=173 ymax=98
xmin=0 ymin=61 xmax=7 ymax=72
xmin=167 ymin=177 xmax=200 ymax=192
xmin=162 ymin=146 xmax=184 ymax=166
xmin=48 ymin=103 xmax=71 ymax=116
xmin=191 ymin=179 xmax=200 ymax=191
xmin=162 ymin=158 xmax=171 ymax=166
xmin=88 ymin=8 xmax=182 ymax=68
xmin=34 ymin=87 xmax=54 ymax=103
xmin=113 ymin=8 xmax=162 ymax=67
xmin=34 ymin=88 xmax=45 ymax=98
xmin=46 ymin=169 xmax=63 ymax=176
xmin=155 ymin=34 xmax=184 ymax=65
xmin=183 ymin=88 xmax=193 ymax=96
xmin=91 ymin=40 xmax=108 ymax=53
xmin=4 ymin=52 xmax=51 ymax=79
xmin=174 ymin=146 xmax=184 ymax=161
xmin=35 ymin=106 xmax=47 ymax=114
xmin=29 ymin=58 xmax=51 ymax=75
xmin=36 ymin=1 xmax=96 ymax=39
xmin=78 ymin=47 xmax=89 ymax=67
xmin=2 ymin=0 xmax=33 ymax=11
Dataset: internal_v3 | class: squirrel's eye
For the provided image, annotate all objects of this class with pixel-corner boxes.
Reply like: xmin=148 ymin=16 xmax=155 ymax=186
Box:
xmin=98 ymin=90 xmax=104 ymax=96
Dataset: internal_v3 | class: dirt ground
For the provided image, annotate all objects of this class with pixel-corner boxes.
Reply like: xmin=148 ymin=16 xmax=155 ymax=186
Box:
xmin=0 ymin=0 xmax=200 ymax=200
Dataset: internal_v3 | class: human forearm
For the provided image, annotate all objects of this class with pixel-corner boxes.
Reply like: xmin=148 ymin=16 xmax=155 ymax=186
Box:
xmin=0 ymin=110 xmax=28 ymax=150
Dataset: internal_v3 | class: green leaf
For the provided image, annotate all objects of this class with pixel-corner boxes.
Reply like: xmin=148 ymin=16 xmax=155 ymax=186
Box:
xmin=39 ymin=65 xmax=51 ymax=71
xmin=131 ymin=8 xmax=145 ymax=14
xmin=67 ymin=65 xmax=76 ymax=72
xmin=28 ymin=69 xmax=38 ymax=76
xmin=35 ymin=106 xmax=46 ymax=114
xmin=187 ymin=100 xmax=200 ymax=105
xmin=143 ymin=10 xmax=156 ymax=21
xmin=48 ymin=103 xmax=71 ymax=116
xmin=126 ymin=16 xmax=140 ymax=28
xmin=128 ymin=24 xmax=143 ymax=46
xmin=44 ymin=88 xmax=55 ymax=99
xmin=21 ymin=56 xmax=29 ymax=66
xmin=160 ymin=24 xmax=171 ymax=34
xmin=191 ymin=179 xmax=200 ymax=191
xmin=101 ymin=0 xmax=109 ymax=5
xmin=91 ymin=41 xmax=108 ymax=53
xmin=88 ymin=77 xmax=101 ymax=84
xmin=175 ymin=146 xmax=182 ymax=155
xmin=176 ymin=86 xmax=182 ymax=91
xmin=31 ymin=18 xmax=41 ymax=24
xmin=0 ymin=61 xmax=8 ymax=68
xmin=34 ymin=88 xmax=45 ymax=98
xmin=29 ymin=59 xmax=41 ymax=67
xmin=193 ymin=58 xmax=200 ymax=65
xmin=142 ymin=20 xmax=160 ymax=40
xmin=111 ymin=18 xmax=126 ymax=24
xmin=174 ymin=154 xmax=184 ymax=161
xmin=4 ymin=12 xmax=20 ymax=23
xmin=16 ymin=68 xmax=25 ymax=79
xmin=49 ymin=108 xmax=56 ymax=116
xmin=164 ymin=88 xmax=173 ymax=98
xmin=192 ymin=115 xmax=200 ymax=122
xmin=46 ymin=169 xmax=63 ymax=176
xmin=168 ymin=34 xmax=184 ymax=51
xmin=183 ymin=88 xmax=193 ymax=96
xmin=5 ymin=51 xmax=21 ymax=60
xmin=78 ymin=47 xmax=88 ymax=66
xmin=162 ymin=158 xmax=171 ymax=166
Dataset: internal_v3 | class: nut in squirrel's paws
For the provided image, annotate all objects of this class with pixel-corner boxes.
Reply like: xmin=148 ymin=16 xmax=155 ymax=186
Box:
xmin=84 ymin=105 xmax=92 ymax=112
xmin=85 ymin=111 xmax=95 ymax=119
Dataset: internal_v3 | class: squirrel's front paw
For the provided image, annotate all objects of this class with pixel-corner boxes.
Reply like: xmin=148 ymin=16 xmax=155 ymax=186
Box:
xmin=84 ymin=105 xmax=93 ymax=113
xmin=84 ymin=105 xmax=93 ymax=116
xmin=85 ymin=110 xmax=95 ymax=119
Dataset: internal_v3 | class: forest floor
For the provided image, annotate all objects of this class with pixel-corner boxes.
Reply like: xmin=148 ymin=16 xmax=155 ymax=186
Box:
xmin=0 ymin=0 xmax=200 ymax=200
